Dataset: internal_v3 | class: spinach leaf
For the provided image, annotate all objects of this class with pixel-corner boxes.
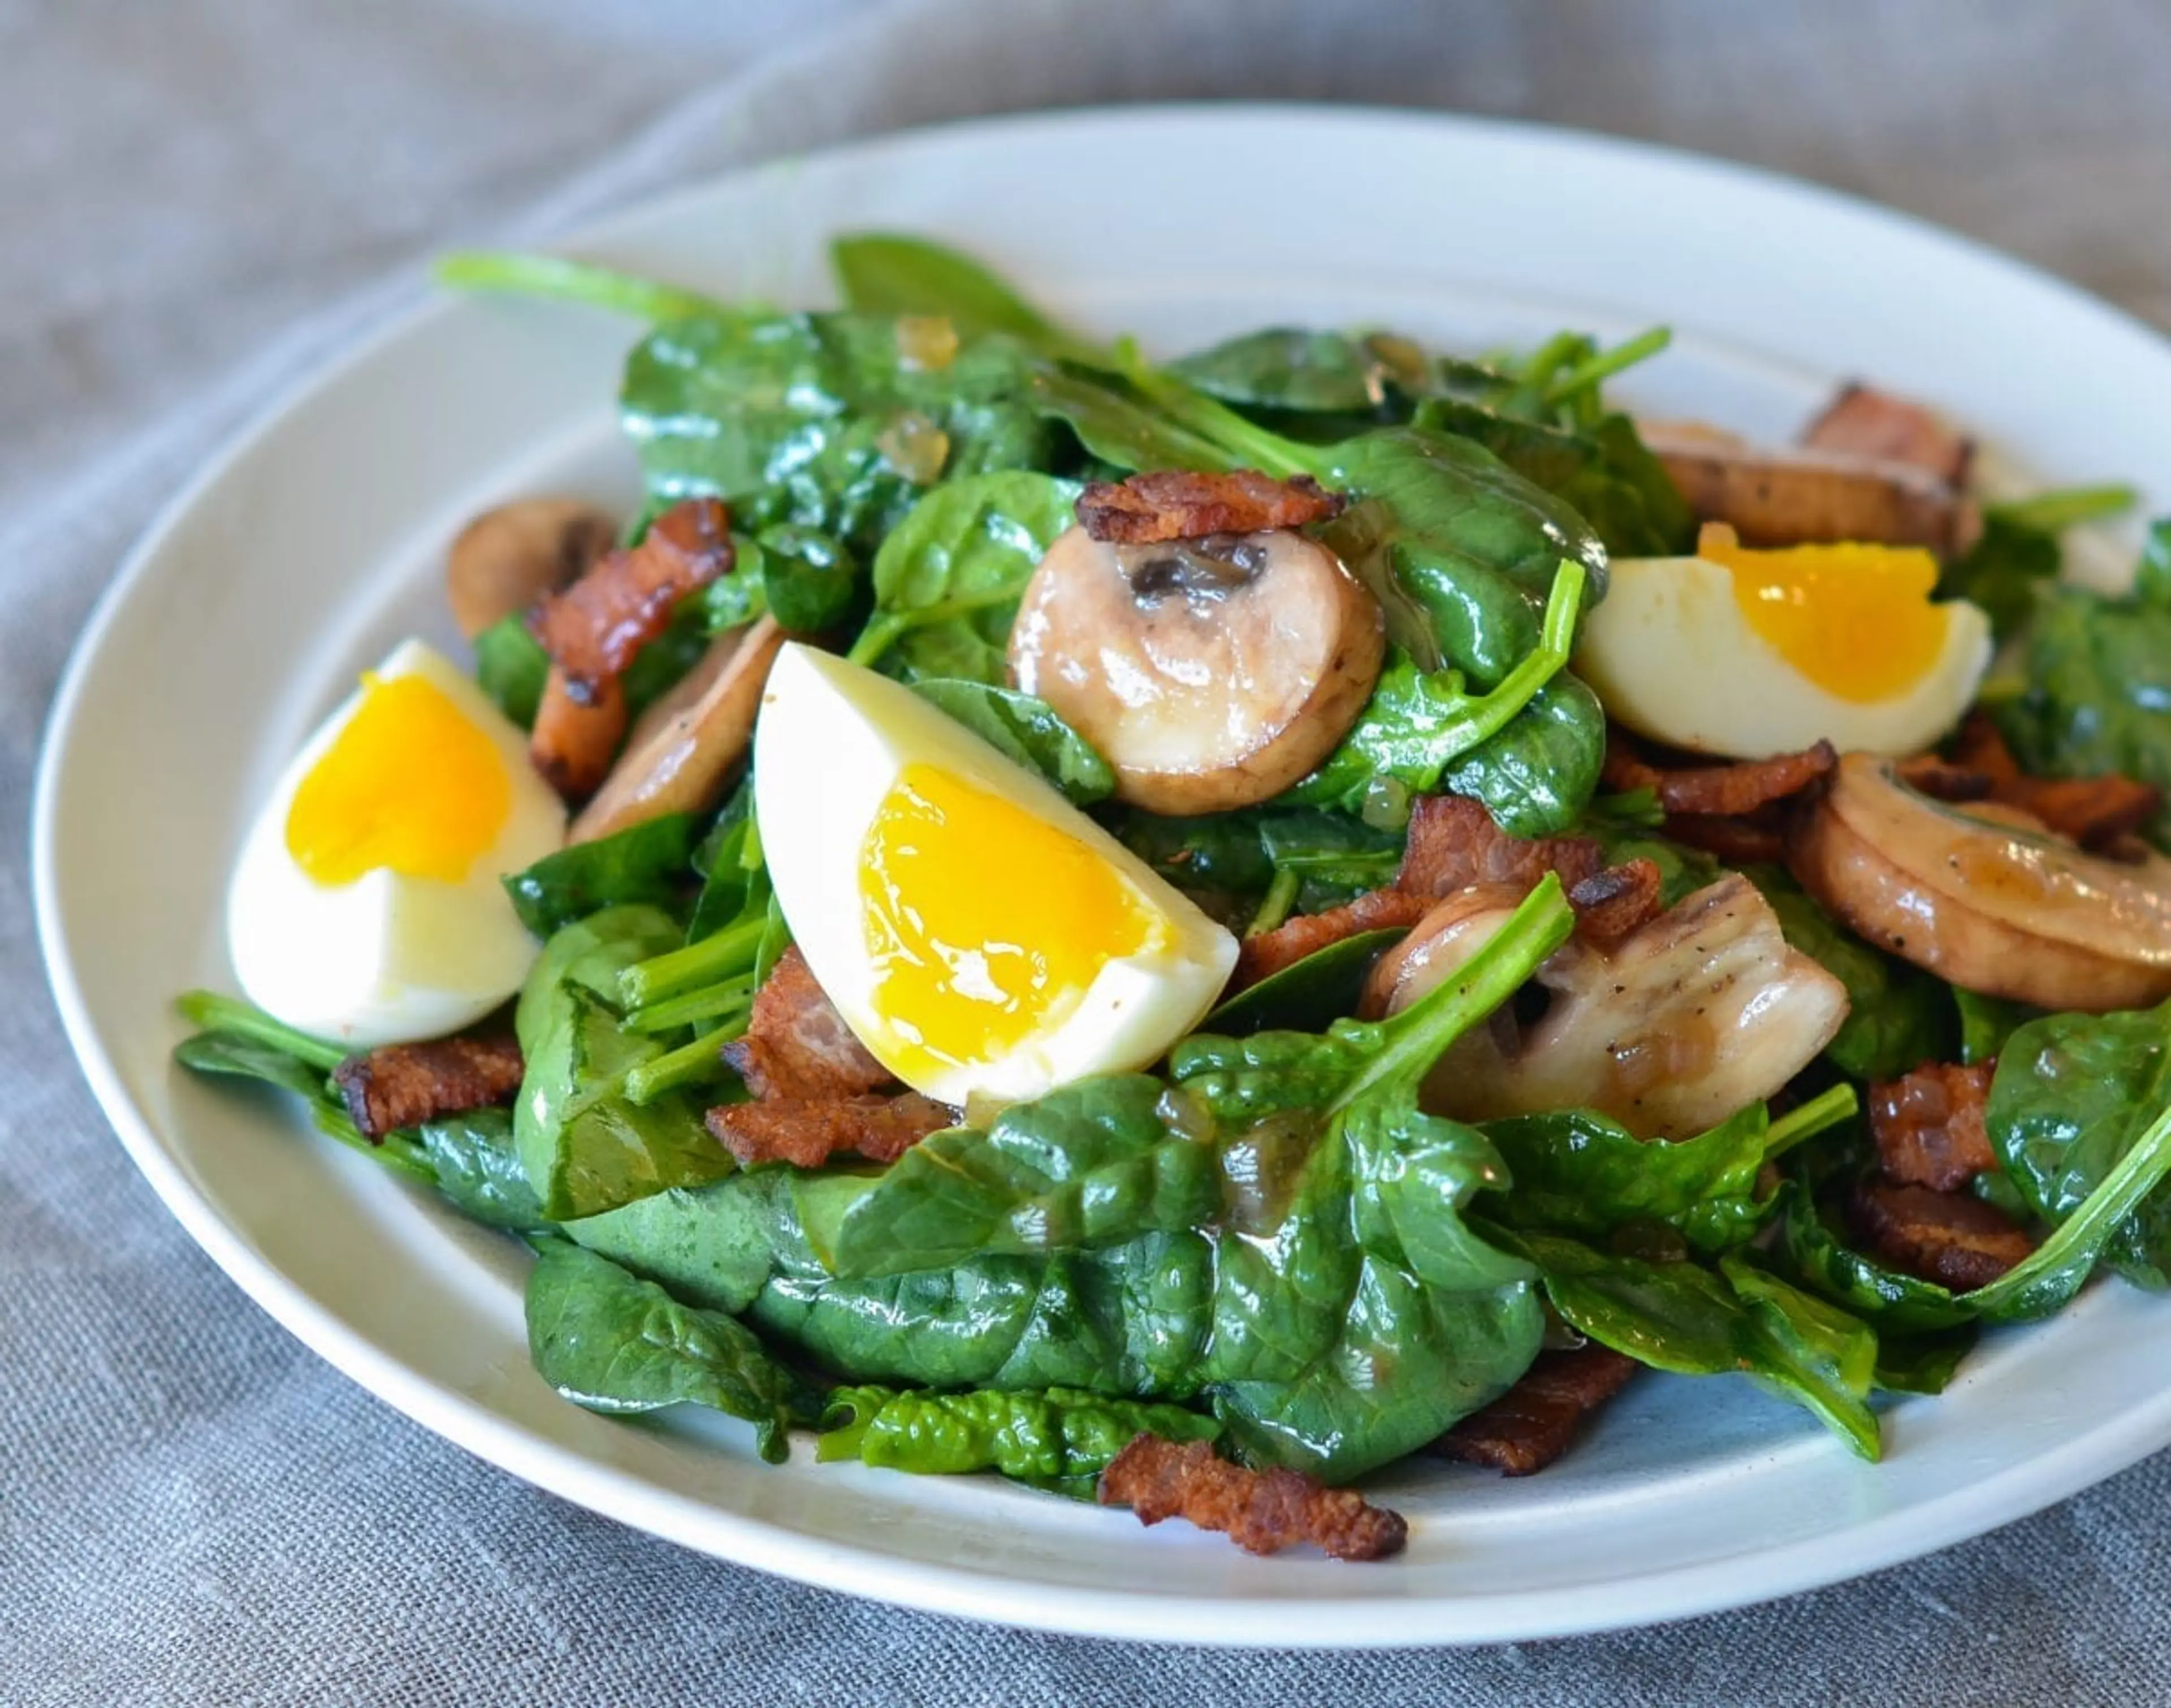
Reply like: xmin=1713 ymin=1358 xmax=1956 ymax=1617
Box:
xmin=513 ymin=906 xmax=733 ymax=1222
xmin=685 ymin=784 xmax=768 ymax=945
xmin=473 ymin=615 xmax=550 ymax=729
xmin=849 ymin=471 xmax=1082 ymax=681
xmin=1748 ymin=865 xmax=1956 ymax=1080
xmin=1204 ymin=928 xmax=1407 ymax=1037
xmin=830 ymin=233 xmax=1092 ymax=360
xmin=1873 ymin=1325 xmax=1979 ymax=1395
xmin=1940 ymin=514 xmax=2061 ymax=644
xmin=906 ymin=679 xmax=1115 ymax=802
xmin=753 ymin=524 xmax=858 ymax=634
xmin=1439 ymin=673 xmax=1609 ymax=838
xmin=815 ymin=1383 xmax=1218 ymax=1478
xmin=524 ymin=1237 xmax=809 ymax=1463
xmin=503 ymin=813 xmax=702 ymax=938
xmin=417 ymin=1108 xmax=550 ymax=1231
xmin=1775 ymin=1162 xmax=1974 ymax=1334
xmin=1953 ymin=988 xmax=2039 ymax=1066
xmin=1169 ymin=328 xmax=1391 ymax=416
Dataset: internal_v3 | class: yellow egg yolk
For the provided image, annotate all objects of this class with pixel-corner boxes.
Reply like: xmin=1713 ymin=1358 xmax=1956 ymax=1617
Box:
xmin=1701 ymin=529 xmax=1951 ymax=703
xmin=859 ymin=763 xmax=1162 ymax=1075
xmin=286 ymin=671 xmax=512 ymax=886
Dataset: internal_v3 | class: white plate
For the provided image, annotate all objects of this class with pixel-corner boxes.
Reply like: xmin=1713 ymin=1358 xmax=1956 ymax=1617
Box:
xmin=33 ymin=106 xmax=2171 ymax=1647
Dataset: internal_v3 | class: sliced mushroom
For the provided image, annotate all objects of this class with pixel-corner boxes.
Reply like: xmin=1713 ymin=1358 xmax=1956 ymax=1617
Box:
xmin=1800 ymin=383 xmax=1974 ymax=487
xmin=1789 ymin=751 xmax=2171 ymax=1011
xmin=445 ymin=498 xmax=616 ymax=639
xmin=1371 ymin=874 xmax=1849 ymax=1140
xmin=569 ymin=615 xmax=786 ymax=844
xmin=1638 ymin=421 xmax=1976 ymax=555
xmin=1007 ymin=525 xmax=1384 ymax=815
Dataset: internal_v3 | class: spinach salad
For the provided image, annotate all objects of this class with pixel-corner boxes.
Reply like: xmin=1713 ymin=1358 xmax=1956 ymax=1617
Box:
xmin=177 ymin=235 xmax=2171 ymax=1560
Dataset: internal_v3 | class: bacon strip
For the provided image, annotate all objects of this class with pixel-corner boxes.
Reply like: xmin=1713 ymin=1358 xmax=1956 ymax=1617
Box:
xmin=1096 ymin=1435 xmax=1407 ymax=1562
xmin=1870 ymin=1061 xmax=1998 ymax=1192
xmin=723 ymin=946 xmax=892 ymax=1101
xmin=1801 ymin=383 xmax=1974 ymax=488
xmin=1565 ymin=859 xmax=1664 ymax=950
xmin=1435 ymin=1346 xmax=1638 ymax=1476
xmin=332 ymin=1035 xmax=525 ymax=1143
xmin=1946 ymin=715 xmax=2161 ymax=854
xmin=1660 ymin=810 xmax=1788 ymax=866
xmin=527 ymin=498 xmax=735 ymax=802
xmin=706 ymin=1092 xmax=953 ymax=1169
xmin=1075 ymin=470 xmax=1344 ymax=544
xmin=1397 ymin=794 xmax=1666 ymax=944
xmin=1232 ymin=888 xmax=1434 ymax=990
xmin=1603 ymin=734 xmax=1837 ymax=819
xmin=1849 ymin=1178 xmax=2033 ymax=1292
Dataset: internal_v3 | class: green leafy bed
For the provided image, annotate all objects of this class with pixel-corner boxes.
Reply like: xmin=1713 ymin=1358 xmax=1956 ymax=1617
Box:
xmin=176 ymin=235 xmax=2171 ymax=1511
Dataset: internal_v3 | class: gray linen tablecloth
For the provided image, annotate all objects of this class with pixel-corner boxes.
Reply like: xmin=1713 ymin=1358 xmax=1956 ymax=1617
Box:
xmin=11 ymin=3 xmax=2171 ymax=1700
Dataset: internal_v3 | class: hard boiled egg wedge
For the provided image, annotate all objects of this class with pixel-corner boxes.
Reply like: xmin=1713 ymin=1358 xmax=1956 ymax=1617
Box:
xmin=755 ymin=643 xmax=1239 ymax=1107
xmin=1573 ymin=526 xmax=1992 ymax=759
xmin=227 ymin=639 xmax=566 ymax=1048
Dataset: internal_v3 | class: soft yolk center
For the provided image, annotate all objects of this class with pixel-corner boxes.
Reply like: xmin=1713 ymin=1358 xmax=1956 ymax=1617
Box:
xmin=1702 ymin=527 xmax=1951 ymax=703
xmin=286 ymin=671 xmax=511 ymax=886
xmin=859 ymin=763 xmax=1161 ymax=1074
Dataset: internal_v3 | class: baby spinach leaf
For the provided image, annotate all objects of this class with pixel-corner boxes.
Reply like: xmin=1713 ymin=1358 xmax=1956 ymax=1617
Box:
xmin=850 ymin=470 xmax=1082 ymax=681
xmin=1169 ymin=327 xmax=1392 ymax=415
xmin=1940 ymin=514 xmax=2061 ymax=644
xmin=1204 ymin=928 xmax=1407 ymax=1037
xmin=906 ymin=679 xmax=1115 ymax=802
xmin=503 ymin=814 xmax=702 ymax=939
xmin=1873 ymin=1324 xmax=1979 ymax=1395
xmin=1953 ymin=988 xmax=2039 ymax=1066
xmin=1439 ymin=672 xmax=1608 ymax=838
xmin=814 ymin=1383 xmax=1219 ymax=1478
xmin=685 ymin=784 xmax=769 ymax=945
xmin=473 ymin=615 xmax=550 ymax=729
xmin=417 ymin=1108 xmax=550 ymax=1232
xmin=524 ymin=1237 xmax=809 ymax=1463
xmin=753 ymin=524 xmax=859 ymax=633
xmin=831 ymin=233 xmax=1093 ymax=360
xmin=513 ymin=906 xmax=733 ymax=1222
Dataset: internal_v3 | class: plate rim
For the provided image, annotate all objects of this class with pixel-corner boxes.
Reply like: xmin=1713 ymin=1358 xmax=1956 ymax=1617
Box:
xmin=33 ymin=100 xmax=2171 ymax=1647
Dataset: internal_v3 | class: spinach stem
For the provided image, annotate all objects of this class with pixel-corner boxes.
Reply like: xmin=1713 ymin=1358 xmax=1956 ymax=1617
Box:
xmin=1334 ymin=874 xmax=1574 ymax=1113
xmin=176 ymin=991 xmax=347 ymax=1073
xmin=1541 ymin=327 xmax=1672 ymax=407
xmin=1984 ymin=483 xmax=2138 ymax=535
xmin=1428 ymin=557 xmax=1588 ymax=758
xmin=1118 ymin=348 xmax=1315 ymax=480
xmin=1245 ymin=868 xmax=1302 ymax=939
xmin=1762 ymin=1084 xmax=1859 ymax=1164
xmin=624 ymin=981 xmax=756 ymax=1035
xmin=622 ymin=1026 xmax=745 ymax=1106
xmin=619 ymin=915 xmax=767 ymax=1009
xmin=434 ymin=251 xmax=736 ymax=322
xmin=1962 ymin=1095 xmax=2171 ymax=1318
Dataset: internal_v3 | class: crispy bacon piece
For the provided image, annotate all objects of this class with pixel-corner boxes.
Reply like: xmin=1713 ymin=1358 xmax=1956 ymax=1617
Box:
xmin=1850 ymin=1178 xmax=2033 ymax=1292
xmin=1230 ymin=888 xmax=1435 ymax=991
xmin=332 ymin=1035 xmax=525 ymax=1143
xmin=1394 ymin=794 xmax=1663 ymax=945
xmin=1074 ymin=470 xmax=1345 ymax=544
xmin=527 ymin=498 xmax=734 ymax=802
xmin=1870 ymin=1061 xmax=1998 ymax=1192
xmin=1097 ymin=1435 xmax=1407 ymax=1562
xmin=706 ymin=1092 xmax=953 ymax=1169
xmin=1662 ymin=809 xmax=1788 ymax=866
xmin=1603 ymin=734 xmax=1837 ymax=819
xmin=1947 ymin=715 xmax=2162 ymax=854
xmin=723 ymin=946 xmax=892 ymax=1102
xmin=1564 ymin=859 xmax=1665 ymax=949
xmin=1435 ymin=1346 xmax=1638 ymax=1476
xmin=1801 ymin=383 xmax=1974 ymax=488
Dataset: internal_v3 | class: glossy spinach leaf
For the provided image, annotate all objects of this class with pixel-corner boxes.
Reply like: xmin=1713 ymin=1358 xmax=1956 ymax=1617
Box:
xmin=513 ymin=905 xmax=733 ymax=1222
xmin=1439 ymin=672 xmax=1609 ymax=838
xmin=503 ymin=813 xmax=702 ymax=938
xmin=418 ymin=1108 xmax=551 ymax=1231
xmin=1775 ymin=1164 xmax=1973 ymax=1334
xmin=907 ymin=678 xmax=1114 ymax=802
xmin=524 ymin=1237 xmax=809 ymax=1463
xmin=686 ymin=784 xmax=768 ymax=945
xmin=1940 ymin=513 xmax=2060 ymax=643
xmin=1872 ymin=1324 xmax=1979 ymax=1395
xmin=815 ymin=1383 xmax=1218 ymax=1478
xmin=831 ymin=233 xmax=1092 ymax=359
xmin=1953 ymin=988 xmax=2039 ymax=1066
xmin=850 ymin=470 xmax=1082 ymax=681
xmin=473 ymin=615 xmax=550 ymax=729
xmin=753 ymin=524 xmax=859 ymax=633
xmin=1204 ymin=928 xmax=1407 ymax=1037
xmin=1168 ymin=327 xmax=1391 ymax=415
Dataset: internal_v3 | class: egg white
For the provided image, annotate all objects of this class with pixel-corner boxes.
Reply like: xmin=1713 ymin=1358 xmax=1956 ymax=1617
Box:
xmin=1574 ymin=553 xmax=1993 ymax=759
xmin=226 ymin=639 xmax=566 ymax=1048
xmin=754 ymin=643 xmax=1239 ymax=1107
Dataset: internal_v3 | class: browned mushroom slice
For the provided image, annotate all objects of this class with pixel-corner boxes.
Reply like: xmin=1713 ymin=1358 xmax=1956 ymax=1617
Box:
xmin=1638 ymin=421 xmax=1976 ymax=554
xmin=569 ymin=616 xmax=786 ymax=844
xmin=1370 ymin=874 xmax=1849 ymax=1140
xmin=1800 ymin=383 xmax=1974 ymax=487
xmin=444 ymin=498 xmax=617 ymax=640
xmin=1789 ymin=751 xmax=2171 ymax=1012
xmin=1007 ymin=524 xmax=1383 ymax=815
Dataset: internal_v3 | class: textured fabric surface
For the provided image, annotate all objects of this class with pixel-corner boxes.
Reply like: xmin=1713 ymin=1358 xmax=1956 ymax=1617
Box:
xmin=11 ymin=2 xmax=2171 ymax=1701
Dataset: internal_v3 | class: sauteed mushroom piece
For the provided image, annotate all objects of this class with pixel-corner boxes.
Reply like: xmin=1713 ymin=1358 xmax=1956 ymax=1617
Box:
xmin=444 ymin=498 xmax=616 ymax=639
xmin=1790 ymin=751 xmax=2171 ymax=1012
xmin=1008 ymin=524 xmax=1384 ymax=815
xmin=1368 ymin=874 xmax=1849 ymax=1140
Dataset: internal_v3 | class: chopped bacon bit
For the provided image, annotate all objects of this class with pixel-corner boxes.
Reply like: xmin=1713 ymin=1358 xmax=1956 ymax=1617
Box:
xmin=1870 ymin=1061 xmax=1998 ymax=1192
xmin=1603 ymin=733 xmax=1837 ymax=819
xmin=529 ymin=498 xmax=734 ymax=688
xmin=1849 ymin=1178 xmax=2034 ymax=1292
xmin=1801 ymin=383 xmax=1974 ymax=488
xmin=723 ymin=946 xmax=892 ymax=1102
xmin=1945 ymin=715 xmax=2163 ymax=854
xmin=1436 ymin=1346 xmax=1639 ymax=1476
xmin=1075 ymin=470 xmax=1345 ymax=544
xmin=1230 ymin=888 xmax=1434 ymax=991
xmin=1096 ymin=1435 xmax=1407 ymax=1562
xmin=1661 ymin=810 xmax=1788 ymax=865
xmin=706 ymin=1092 xmax=953 ymax=1169
xmin=1565 ymin=858 xmax=1665 ymax=949
xmin=332 ymin=1035 xmax=525 ymax=1143
xmin=1398 ymin=794 xmax=1605 ymax=898
xmin=1893 ymin=754 xmax=1997 ymax=805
